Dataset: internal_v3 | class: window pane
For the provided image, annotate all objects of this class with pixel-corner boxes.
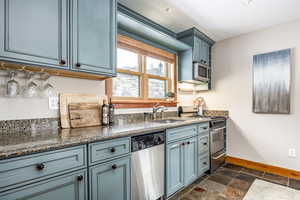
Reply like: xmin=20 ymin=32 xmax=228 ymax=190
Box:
xmin=146 ymin=57 xmax=166 ymax=77
xmin=117 ymin=48 xmax=139 ymax=72
xmin=113 ymin=73 xmax=140 ymax=97
xmin=148 ymin=78 xmax=167 ymax=98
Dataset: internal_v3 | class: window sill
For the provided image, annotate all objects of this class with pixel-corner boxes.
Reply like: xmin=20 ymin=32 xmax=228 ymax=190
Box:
xmin=112 ymin=100 xmax=177 ymax=109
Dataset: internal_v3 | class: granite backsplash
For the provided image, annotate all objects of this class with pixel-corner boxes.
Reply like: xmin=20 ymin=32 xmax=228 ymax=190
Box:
xmin=0 ymin=110 xmax=228 ymax=135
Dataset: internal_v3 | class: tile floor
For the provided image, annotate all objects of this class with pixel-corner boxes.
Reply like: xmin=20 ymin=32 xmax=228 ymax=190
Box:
xmin=170 ymin=164 xmax=300 ymax=200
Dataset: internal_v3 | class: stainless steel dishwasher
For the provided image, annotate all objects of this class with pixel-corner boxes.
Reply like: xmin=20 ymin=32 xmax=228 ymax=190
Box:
xmin=131 ymin=132 xmax=165 ymax=200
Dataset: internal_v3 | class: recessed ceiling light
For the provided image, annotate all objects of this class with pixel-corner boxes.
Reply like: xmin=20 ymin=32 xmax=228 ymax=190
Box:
xmin=241 ymin=0 xmax=254 ymax=6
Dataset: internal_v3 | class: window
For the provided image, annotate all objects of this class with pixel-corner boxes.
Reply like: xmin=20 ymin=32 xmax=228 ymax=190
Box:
xmin=106 ymin=35 xmax=177 ymax=108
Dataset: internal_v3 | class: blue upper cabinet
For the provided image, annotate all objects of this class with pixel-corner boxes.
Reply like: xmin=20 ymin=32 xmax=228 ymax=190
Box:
xmin=177 ymin=27 xmax=214 ymax=90
xmin=0 ymin=0 xmax=69 ymax=69
xmin=0 ymin=0 xmax=116 ymax=78
xmin=177 ymin=28 xmax=214 ymax=67
xmin=71 ymin=0 xmax=116 ymax=76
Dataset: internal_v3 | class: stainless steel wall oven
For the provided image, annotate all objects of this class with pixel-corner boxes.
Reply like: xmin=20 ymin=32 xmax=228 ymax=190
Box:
xmin=210 ymin=117 xmax=226 ymax=172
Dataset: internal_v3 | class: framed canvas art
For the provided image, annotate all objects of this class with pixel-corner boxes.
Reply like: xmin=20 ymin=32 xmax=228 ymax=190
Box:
xmin=253 ymin=49 xmax=291 ymax=114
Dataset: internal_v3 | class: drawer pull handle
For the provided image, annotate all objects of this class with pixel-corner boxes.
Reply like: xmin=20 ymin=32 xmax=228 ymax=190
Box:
xmin=112 ymin=164 xmax=117 ymax=170
xmin=59 ymin=60 xmax=66 ymax=65
xmin=36 ymin=163 xmax=45 ymax=171
xmin=110 ymin=148 xmax=116 ymax=153
xmin=77 ymin=175 xmax=83 ymax=182
xmin=203 ymin=127 xmax=208 ymax=130
xmin=203 ymin=162 xmax=207 ymax=165
xmin=203 ymin=143 xmax=207 ymax=145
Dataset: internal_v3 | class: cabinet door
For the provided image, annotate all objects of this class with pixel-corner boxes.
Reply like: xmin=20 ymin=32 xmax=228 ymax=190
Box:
xmin=184 ymin=137 xmax=198 ymax=185
xmin=90 ymin=156 xmax=130 ymax=200
xmin=202 ymin=41 xmax=210 ymax=66
xmin=0 ymin=0 xmax=68 ymax=68
xmin=166 ymin=141 xmax=184 ymax=197
xmin=71 ymin=0 xmax=116 ymax=76
xmin=0 ymin=170 xmax=87 ymax=200
xmin=193 ymin=37 xmax=202 ymax=63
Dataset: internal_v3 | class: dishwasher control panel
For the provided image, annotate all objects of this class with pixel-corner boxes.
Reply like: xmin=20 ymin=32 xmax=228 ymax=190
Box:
xmin=131 ymin=132 xmax=165 ymax=152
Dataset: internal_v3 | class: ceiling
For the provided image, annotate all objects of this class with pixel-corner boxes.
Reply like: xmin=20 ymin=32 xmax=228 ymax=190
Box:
xmin=118 ymin=0 xmax=300 ymax=41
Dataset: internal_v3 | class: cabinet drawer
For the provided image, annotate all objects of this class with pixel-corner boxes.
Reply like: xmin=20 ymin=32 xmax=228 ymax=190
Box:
xmin=0 ymin=145 xmax=86 ymax=192
xmin=89 ymin=137 xmax=130 ymax=165
xmin=198 ymin=123 xmax=209 ymax=135
xmin=198 ymin=135 xmax=209 ymax=155
xmin=166 ymin=125 xmax=197 ymax=143
xmin=198 ymin=154 xmax=210 ymax=176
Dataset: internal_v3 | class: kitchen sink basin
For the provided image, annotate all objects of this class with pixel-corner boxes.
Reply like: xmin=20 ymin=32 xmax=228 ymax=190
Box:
xmin=152 ymin=119 xmax=185 ymax=124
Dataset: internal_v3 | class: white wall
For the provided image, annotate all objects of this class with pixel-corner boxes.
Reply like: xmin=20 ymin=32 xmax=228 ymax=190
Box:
xmin=196 ymin=20 xmax=300 ymax=171
xmin=0 ymin=76 xmax=105 ymax=120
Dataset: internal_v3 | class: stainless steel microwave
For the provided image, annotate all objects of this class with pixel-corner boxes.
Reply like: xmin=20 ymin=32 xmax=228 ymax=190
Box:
xmin=193 ymin=63 xmax=210 ymax=82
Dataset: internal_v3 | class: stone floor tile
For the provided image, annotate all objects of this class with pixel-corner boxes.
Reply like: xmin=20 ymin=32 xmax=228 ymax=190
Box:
xmin=184 ymin=190 xmax=228 ymax=200
xmin=240 ymin=167 xmax=264 ymax=177
xmin=289 ymin=178 xmax=300 ymax=190
xmin=235 ymin=173 xmax=256 ymax=184
xmin=223 ymin=164 xmax=243 ymax=172
xmin=228 ymin=178 xmax=252 ymax=192
xmin=198 ymin=179 xmax=228 ymax=194
xmin=224 ymin=186 xmax=246 ymax=200
xmin=263 ymin=172 xmax=288 ymax=186
xmin=216 ymin=168 xmax=240 ymax=179
xmin=208 ymin=174 xmax=233 ymax=186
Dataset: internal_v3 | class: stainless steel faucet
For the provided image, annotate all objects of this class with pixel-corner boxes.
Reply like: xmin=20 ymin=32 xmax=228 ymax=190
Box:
xmin=153 ymin=103 xmax=167 ymax=120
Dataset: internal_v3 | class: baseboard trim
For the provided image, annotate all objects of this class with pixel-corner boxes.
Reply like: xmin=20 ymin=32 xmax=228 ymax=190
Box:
xmin=226 ymin=156 xmax=300 ymax=180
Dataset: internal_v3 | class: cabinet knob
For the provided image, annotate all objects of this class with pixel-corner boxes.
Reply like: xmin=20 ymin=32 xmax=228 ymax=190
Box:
xmin=59 ymin=60 xmax=66 ymax=65
xmin=203 ymin=162 xmax=207 ymax=165
xmin=110 ymin=147 xmax=116 ymax=153
xmin=112 ymin=164 xmax=117 ymax=170
xmin=77 ymin=175 xmax=83 ymax=182
xmin=203 ymin=127 xmax=207 ymax=130
xmin=75 ymin=63 xmax=81 ymax=68
xmin=182 ymin=142 xmax=185 ymax=146
xmin=36 ymin=163 xmax=45 ymax=171
xmin=203 ymin=143 xmax=207 ymax=145
xmin=187 ymin=141 xmax=190 ymax=145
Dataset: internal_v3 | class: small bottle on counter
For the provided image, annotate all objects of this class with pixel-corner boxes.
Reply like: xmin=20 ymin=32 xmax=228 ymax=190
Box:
xmin=102 ymin=99 xmax=109 ymax=126
xmin=108 ymin=98 xmax=115 ymax=124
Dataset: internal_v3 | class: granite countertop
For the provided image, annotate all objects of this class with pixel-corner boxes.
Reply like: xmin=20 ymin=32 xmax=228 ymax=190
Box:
xmin=0 ymin=117 xmax=211 ymax=160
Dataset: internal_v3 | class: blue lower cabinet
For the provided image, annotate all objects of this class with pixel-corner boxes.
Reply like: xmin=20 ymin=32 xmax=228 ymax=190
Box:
xmin=0 ymin=170 xmax=87 ymax=200
xmin=166 ymin=140 xmax=185 ymax=197
xmin=198 ymin=154 xmax=210 ymax=177
xmin=183 ymin=137 xmax=198 ymax=186
xmin=89 ymin=156 xmax=131 ymax=200
xmin=166 ymin=136 xmax=198 ymax=197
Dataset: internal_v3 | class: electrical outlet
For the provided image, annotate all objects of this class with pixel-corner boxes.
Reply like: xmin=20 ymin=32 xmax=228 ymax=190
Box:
xmin=48 ymin=97 xmax=59 ymax=110
xmin=288 ymin=148 xmax=296 ymax=158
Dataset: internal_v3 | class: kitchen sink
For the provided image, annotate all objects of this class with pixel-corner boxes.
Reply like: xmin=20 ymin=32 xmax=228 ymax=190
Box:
xmin=152 ymin=119 xmax=185 ymax=124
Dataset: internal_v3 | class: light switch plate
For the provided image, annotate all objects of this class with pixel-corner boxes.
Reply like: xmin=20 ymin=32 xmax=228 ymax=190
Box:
xmin=49 ymin=97 xmax=59 ymax=110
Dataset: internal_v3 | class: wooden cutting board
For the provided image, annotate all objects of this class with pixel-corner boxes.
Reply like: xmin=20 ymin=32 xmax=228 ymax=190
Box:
xmin=60 ymin=93 xmax=106 ymax=128
xmin=69 ymin=103 xmax=101 ymax=128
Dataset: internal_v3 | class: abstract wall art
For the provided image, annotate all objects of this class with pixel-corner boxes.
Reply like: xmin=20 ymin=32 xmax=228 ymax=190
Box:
xmin=253 ymin=49 xmax=291 ymax=114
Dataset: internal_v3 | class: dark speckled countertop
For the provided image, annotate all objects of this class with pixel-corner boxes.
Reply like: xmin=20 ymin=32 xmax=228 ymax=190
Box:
xmin=0 ymin=117 xmax=211 ymax=160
